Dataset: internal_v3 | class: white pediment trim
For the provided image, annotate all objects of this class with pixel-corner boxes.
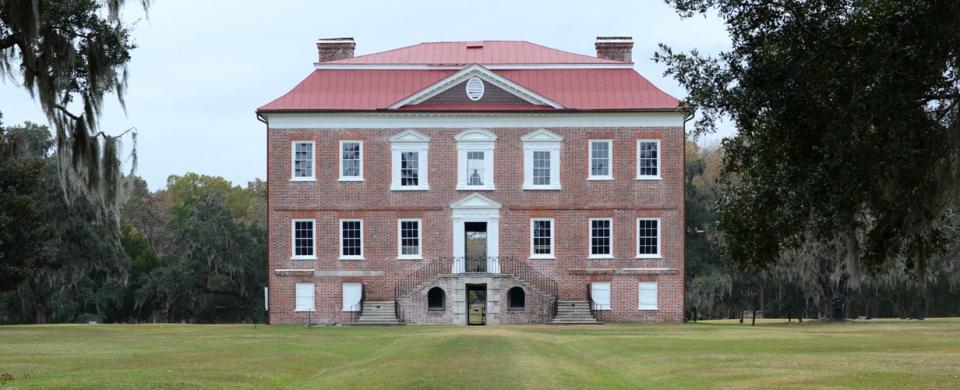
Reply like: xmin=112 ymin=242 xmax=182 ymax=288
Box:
xmin=521 ymin=128 xmax=564 ymax=143
xmin=388 ymin=64 xmax=564 ymax=109
xmin=454 ymin=128 xmax=498 ymax=142
xmin=450 ymin=193 xmax=502 ymax=209
xmin=388 ymin=129 xmax=431 ymax=143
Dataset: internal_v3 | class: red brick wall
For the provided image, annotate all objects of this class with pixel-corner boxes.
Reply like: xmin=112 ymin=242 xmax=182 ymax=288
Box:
xmin=267 ymin=126 xmax=684 ymax=324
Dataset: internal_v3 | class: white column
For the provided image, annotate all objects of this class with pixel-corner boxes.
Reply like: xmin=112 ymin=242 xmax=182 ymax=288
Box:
xmin=452 ymin=218 xmax=465 ymax=273
xmin=488 ymin=217 xmax=500 ymax=273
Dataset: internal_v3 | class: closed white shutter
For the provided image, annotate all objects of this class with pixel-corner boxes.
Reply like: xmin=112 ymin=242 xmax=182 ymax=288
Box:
xmin=639 ymin=282 xmax=658 ymax=310
xmin=342 ymin=283 xmax=362 ymax=312
xmin=295 ymin=283 xmax=315 ymax=312
xmin=590 ymin=282 xmax=611 ymax=310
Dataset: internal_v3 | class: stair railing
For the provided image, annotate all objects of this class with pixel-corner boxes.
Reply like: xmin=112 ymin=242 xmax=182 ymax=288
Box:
xmin=588 ymin=284 xmax=603 ymax=322
xmin=394 ymin=256 xmax=454 ymax=321
xmin=498 ymin=256 xmax=559 ymax=319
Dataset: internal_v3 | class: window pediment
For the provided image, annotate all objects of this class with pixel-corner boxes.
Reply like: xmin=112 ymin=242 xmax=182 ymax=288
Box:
xmin=389 ymin=129 xmax=431 ymax=143
xmin=521 ymin=129 xmax=563 ymax=143
xmin=454 ymin=129 xmax=497 ymax=142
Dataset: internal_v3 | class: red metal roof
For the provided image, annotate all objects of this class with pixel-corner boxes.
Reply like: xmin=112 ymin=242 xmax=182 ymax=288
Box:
xmin=257 ymin=41 xmax=681 ymax=113
xmin=259 ymin=69 xmax=680 ymax=112
xmin=326 ymin=41 xmax=625 ymax=65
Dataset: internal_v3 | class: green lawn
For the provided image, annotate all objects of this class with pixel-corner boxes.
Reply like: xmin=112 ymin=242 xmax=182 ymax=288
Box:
xmin=2 ymin=319 xmax=959 ymax=389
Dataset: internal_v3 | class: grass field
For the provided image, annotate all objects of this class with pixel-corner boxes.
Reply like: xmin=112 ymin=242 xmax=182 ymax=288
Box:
xmin=2 ymin=319 xmax=959 ymax=389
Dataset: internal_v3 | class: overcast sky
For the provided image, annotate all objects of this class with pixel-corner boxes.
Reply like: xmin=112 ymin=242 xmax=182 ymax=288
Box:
xmin=1 ymin=0 xmax=732 ymax=191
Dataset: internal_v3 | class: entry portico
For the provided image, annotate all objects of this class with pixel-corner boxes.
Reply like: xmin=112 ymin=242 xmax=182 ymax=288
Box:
xmin=450 ymin=193 xmax=501 ymax=274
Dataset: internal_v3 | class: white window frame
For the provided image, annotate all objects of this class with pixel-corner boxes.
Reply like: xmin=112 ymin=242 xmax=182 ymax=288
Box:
xmin=639 ymin=282 xmax=658 ymax=310
xmin=588 ymin=218 xmax=614 ymax=259
xmin=636 ymin=218 xmax=662 ymax=259
xmin=295 ymin=283 xmax=315 ymax=312
xmin=390 ymin=130 xmax=431 ymax=191
xmin=290 ymin=219 xmax=317 ymax=260
xmin=455 ymin=129 xmax=497 ymax=190
xmin=590 ymin=282 xmax=611 ymax=311
xmin=339 ymin=219 xmax=364 ymax=260
xmin=290 ymin=141 xmax=316 ymax=181
xmin=588 ymin=139 xmax=613 ymax=180
xmin=521 ymin=129 xmax=563 ymax=190
xmin=338 ymin=140 xmax=364 ymax=181
xmin=636 ymin=139 xmax=661 ymax=180
xmin=342 ymin=283 xmax=362 ymax=312
xmin=529 ymin=218 xmax=555 ymax=259
xmin=397 ymin=218 xmax=423 ymax=260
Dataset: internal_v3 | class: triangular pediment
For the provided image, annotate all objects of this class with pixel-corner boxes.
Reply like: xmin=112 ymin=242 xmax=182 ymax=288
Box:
xmin=389 ymin=129 xmax=431 ymax=143
xmin=450 ymin=193 xmax=502 ymax=209
xmin=521 ymin=129 xmax=563 ymax=142
xmin=389 ymin=65 xmax=563 ymax=109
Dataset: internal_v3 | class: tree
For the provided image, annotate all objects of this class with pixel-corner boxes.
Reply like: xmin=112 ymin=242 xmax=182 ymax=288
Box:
xmin=0 ymin=119 xmax=57 ymax=292
xmin=657 ymin=0 xmax=960 ymax=319
xmin=1 ymin=0 xmax=146 ymax=218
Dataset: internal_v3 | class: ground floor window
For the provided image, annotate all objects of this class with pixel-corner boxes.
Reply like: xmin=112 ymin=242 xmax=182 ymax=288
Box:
xmin=342 ymin=283 xmax=362 ymax=312
xmin=508 ymin=287 xmax=525 ymax=311
xmin=639 ymin=282 xmax=658 ymax=310
xmin=590 ymin=282 xmax=611 ymax=310
xmin=428 ymin=287 xmax=445 ymax=311
xmin=295 ymin=283 xmax=315 ymax=312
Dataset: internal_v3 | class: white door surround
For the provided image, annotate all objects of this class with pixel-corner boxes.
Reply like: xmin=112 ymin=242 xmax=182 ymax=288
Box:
xmin=450 ymin=193 xmax=501 ymax=273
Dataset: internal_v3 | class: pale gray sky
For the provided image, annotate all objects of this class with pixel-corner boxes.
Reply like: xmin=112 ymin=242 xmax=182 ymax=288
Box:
xmin=1 ymin=0 xmax=732 ymax=190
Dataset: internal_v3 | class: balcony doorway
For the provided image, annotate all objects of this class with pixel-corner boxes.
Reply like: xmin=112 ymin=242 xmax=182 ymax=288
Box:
xmin=464 ymin=222 xmax=488 ymax=273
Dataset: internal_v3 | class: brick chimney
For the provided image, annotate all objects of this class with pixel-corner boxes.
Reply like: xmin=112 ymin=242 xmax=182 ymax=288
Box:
xmin=595 ymin=36 xmax=633 ymax=63
xmin=316 ymin=37 xmax=355 ymax=62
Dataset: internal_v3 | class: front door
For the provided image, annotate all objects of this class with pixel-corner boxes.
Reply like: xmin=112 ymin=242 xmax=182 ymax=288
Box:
xmin=464 ymin=222 xmax=487 ymax=273
xmin=466 ymin=284 xmax=487 ymax=325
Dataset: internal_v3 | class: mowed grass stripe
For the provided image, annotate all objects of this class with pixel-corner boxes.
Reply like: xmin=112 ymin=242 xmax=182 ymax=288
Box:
xmin=1 ymin=320 xmax=959 ymax=389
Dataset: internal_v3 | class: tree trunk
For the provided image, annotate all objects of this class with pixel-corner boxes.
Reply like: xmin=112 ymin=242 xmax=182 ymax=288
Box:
xmin=751 ymin=309 xmax=757 ymax=326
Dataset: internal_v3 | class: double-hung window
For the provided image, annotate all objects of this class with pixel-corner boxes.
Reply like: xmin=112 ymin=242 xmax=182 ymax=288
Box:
xmin=291 ymin=141 xmax=315 ymax=181
xmin=397 ymin=218 xmax=422 ymax=260
xmin=390 ymin=130 xmax=430 ymax=190
xmin=522 ymin=129 xmax=563 ymax=190
xmin=339 ymin=140 xmax=363 ymax=181
xmin=589 ymin=218 xmax=613 ymax=259
xmin=455 ymin=129 xmax=496 ymax=190
xmin=636 ymin=139 xmax=660 ymax=180
xmin=291 ymin=219 xmax=316 ymax=260
xmin=589 ymin=140 xmax=612 ymax=180
xmin=530 ymin=218 xmax=555 ymax=259
xmin=636 ymin=218 xmax=661 ymax=258
xmin=339 ymin=219 xmax=363 ymax=260
xmin=295 ymin=283 xmax=315 ymax=312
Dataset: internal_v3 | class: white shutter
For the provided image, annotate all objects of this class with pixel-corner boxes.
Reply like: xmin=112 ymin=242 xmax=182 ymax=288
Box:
xmin=590 ymin=282 xmax=611 ymax=310
xmin=639 ymin=282 xmax=658 ymax=310
xmin=342 ymin=283 xmax=362 ymax=312
xmin=295 ymin=283 xmax=315 ymax=312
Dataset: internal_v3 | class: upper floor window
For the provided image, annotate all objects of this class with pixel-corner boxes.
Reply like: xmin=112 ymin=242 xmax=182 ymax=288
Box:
xmin=390 ymin=130 xmax=430 ymax=190
xmin=636 ymin=139 xmax=660 ymax=180
xmin=589 ymin=218 xmax=613 ymax=259
xmin=291 ymin=141 xmax=315 ymax=181
xmin=397 ymin=218 xmax=422 ymax=260
xmin=589 ymin=140 xmax=612 ymax=180
xmin=521 ymin=129 xmax=563 ymax=190
xmin=339 ymin=140 xmax=363 ymax=181
xmin=530 ymin=218 xmax=555 ymax=259
xmin=291 ymin=219 xmax=316 ymax=260
xmin=339 ymin=219 xmax=364 ymax=260
xmin=636 ymin=218 xmax=661 ymax=258
xmin=455 ymin=129 xmax=496 ymax=190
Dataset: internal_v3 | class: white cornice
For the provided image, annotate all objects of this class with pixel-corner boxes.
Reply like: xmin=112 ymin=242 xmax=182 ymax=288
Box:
xmin=313 ymin=63 xmax=635 ymax=70
xmin=388 ymin=64 xmax=563 ymax=109
xmin=263 ymin=111 xmax=686 ymax=129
